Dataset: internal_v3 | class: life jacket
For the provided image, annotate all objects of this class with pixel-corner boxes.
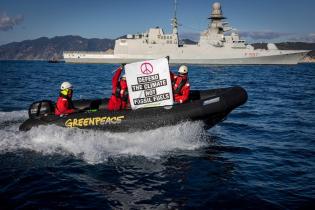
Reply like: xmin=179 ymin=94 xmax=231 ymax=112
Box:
xmin=173 ymin=76 xmax=188 ymax=94
xmin=55 ymin=94 xmax=75 ymax=116
xmin=173 ymin=74 xmax=190 ymax=103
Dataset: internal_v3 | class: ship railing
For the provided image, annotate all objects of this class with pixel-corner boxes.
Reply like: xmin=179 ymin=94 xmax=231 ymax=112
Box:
xmin=63 ymin=51 xmax=107 ymax=54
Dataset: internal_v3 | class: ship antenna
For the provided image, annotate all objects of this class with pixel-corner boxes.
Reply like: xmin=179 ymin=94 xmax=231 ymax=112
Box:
xmin=172 ymin=0 xmax=178 ymax=35
xmin=174 ymin=0 xmax=177 ymax=18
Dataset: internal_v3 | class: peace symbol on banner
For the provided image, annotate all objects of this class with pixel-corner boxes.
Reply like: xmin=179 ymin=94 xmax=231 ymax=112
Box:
xmin=140 ymin=62 xmax=154 ymax=75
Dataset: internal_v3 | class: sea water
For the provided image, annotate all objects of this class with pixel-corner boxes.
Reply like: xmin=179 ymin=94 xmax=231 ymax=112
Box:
xmin=0 ymin=61 xmax=314 ymax=209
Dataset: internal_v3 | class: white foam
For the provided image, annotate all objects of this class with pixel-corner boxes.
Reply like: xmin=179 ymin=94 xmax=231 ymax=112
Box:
xmin=0 ymin=111 xmax=207 ymax=164
xmin=0 ymin=110 xmax=28 ymax=123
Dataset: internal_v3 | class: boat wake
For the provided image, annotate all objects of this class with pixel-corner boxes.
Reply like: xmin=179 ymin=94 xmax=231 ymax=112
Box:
xmin=0 ymin=110 xmax=207 ymax=164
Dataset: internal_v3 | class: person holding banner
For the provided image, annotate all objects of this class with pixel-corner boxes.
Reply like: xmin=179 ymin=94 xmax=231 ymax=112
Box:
xmin=107 ymin=65 xmax=129 ymax=111
xmin=171 ymin=65 xmax=190 ymax=104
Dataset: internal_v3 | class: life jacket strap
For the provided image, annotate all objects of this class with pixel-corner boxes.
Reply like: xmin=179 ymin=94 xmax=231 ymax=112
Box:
xmin=174 ymin=77 xmax=187 ymax=95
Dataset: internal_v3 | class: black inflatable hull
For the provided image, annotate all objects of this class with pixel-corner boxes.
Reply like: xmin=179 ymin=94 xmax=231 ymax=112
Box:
xmin=19 ymin=86 xmax=247 ymax=132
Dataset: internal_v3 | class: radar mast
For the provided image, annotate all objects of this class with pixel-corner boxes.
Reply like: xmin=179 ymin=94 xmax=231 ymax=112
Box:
xmin=208 ymin=2 xmax=227 ymax=34
xmin=171 ymin=0 xmax=179 ymax=35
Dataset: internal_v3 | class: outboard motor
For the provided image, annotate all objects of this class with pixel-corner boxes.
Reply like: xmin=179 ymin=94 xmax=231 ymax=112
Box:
xmin=28 ymin=100 xmax=55 ymax=119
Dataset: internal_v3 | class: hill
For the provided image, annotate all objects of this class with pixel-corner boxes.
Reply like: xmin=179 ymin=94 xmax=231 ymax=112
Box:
xmin=0 ymin=36 xmax=114 ymax=60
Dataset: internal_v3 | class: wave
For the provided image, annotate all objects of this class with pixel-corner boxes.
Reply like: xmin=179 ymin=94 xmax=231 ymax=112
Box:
xmin=0 ymin=110 xmax=207 ymax=164
xmin=0 ymin=110 xmax=28 ymax=123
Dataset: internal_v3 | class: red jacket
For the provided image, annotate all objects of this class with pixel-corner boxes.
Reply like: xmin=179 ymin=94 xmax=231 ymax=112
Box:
xmin=108 ymin=67 xmax=125 ymax=110
xmin=55 ymin=96 xmax=75 ymax=116
xmin=172 ymin=73 xmax=190 ymax=103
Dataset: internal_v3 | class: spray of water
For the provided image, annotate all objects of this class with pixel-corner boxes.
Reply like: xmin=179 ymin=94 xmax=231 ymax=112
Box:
xmin=0 ymin=110 xmax=28 ymax=123
xmin=0 ymin=111 xmax=207 ymax=164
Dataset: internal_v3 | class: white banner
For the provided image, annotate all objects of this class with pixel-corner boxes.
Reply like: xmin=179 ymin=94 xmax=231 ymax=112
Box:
xmin=125 ymin=58 xmax=174 ymax=110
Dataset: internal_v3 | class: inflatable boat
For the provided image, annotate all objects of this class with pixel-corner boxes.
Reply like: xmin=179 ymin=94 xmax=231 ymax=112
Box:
xmin=19 ymin=86 xmax=247 ymax=132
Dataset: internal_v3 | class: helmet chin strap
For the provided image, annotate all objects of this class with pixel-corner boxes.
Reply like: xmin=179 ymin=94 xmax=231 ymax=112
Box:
xmin=67 ymin=89 xmax=73 ymax=98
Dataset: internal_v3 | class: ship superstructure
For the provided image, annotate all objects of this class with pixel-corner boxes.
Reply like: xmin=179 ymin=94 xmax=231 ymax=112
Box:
xmin=63 ymin=2 xmax=309 ymax=65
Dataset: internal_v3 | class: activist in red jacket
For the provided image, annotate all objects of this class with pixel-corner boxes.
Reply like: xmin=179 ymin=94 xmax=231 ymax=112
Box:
xmin=55 ymin=82 xmax=76 ymax=116
xmin=171 ymin=65 xmax=190 ymax=104
xmin=108 ymin=66 xmax=129 ymax=110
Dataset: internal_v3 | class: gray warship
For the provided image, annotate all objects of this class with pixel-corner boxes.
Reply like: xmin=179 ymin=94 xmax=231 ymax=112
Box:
xmin=63 ymin=2 xmax=309 ymax=65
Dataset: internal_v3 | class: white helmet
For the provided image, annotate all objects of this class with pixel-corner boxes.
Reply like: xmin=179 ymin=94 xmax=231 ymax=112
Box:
xmin=178 ymin=65 xmax=188 ymax=74
xmin=60 ymin=81 xmax=73 ymax=90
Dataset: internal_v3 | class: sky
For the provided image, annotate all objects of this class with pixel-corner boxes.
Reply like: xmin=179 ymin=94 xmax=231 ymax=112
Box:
xmin=0 ymin=0 xmax=315 ymax=45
